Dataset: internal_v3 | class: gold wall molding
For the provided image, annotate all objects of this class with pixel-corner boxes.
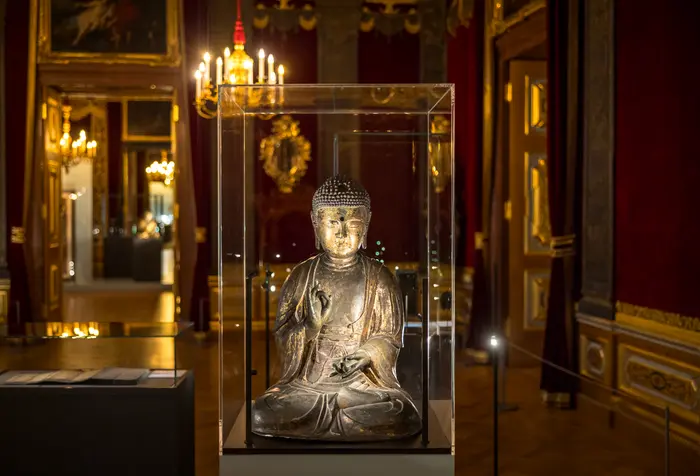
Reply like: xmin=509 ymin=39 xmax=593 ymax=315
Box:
xmin=616 ymin=301 xmax=700 ymax=346
xmin=195 ymin=227 xmax=207 ymax=244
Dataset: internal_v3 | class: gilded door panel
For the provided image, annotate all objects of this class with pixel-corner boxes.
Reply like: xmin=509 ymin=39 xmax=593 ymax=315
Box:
xmin=507 ymin=60 xmax=549 ymax=365
xmin=43 ymin=88 xmax=63 ymax=319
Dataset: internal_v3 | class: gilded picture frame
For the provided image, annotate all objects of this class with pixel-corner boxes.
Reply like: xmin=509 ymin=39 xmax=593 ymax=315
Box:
xmin=121 ymin=98 xmax=172 ymax=142
xmin=38 ymin=0 xmax=181 ymax=66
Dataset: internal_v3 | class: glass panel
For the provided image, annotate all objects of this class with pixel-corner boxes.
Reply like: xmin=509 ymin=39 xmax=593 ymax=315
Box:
xmin=218 ymin=84 xmax=455 ymax=452
xmin=0 ymin=322 xmax=192 ymax=388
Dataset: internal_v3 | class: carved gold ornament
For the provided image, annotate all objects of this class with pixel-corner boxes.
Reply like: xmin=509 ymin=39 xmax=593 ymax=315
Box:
xmin=260 ymin=115 xmax=311 ymax=193
xmin=429 ymin=115 xmax=452 ymax=193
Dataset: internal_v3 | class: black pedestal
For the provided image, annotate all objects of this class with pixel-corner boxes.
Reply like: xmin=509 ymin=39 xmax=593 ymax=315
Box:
xmin=132 ymin=238 xmax=163 ymax=282
xmin=104 ymin=236 xmax=133 ymax=278
xmin=0 ymin=371 xmax=194 ymax=476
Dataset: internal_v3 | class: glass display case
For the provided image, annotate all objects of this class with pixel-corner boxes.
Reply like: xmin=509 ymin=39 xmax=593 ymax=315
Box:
xmin=0 ymin=321 xmax=191 ymax=387
xmin=0 ymin=321 xmax=195 ymax=475
xmin=217 ymin=84 xmax=454 ymax=474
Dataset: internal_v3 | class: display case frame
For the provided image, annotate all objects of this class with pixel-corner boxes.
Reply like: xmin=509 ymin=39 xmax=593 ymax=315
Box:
xmin=217 ymin=84 xmax=455 ymax=474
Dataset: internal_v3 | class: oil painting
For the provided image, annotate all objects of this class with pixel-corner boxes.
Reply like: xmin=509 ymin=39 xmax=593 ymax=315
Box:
xmin=122 ymin=100 xmax=172 ymax=142
xmin=39 ymin=0 xmax=180 ymax=64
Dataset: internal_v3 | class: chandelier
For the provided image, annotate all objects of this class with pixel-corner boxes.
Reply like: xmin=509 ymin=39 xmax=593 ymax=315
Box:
xmin=193 ymin=1 xmax=285 ymax=119
xmin=146 ymin=150 xmax=175 ymax=186
xmin=59 ymin=105 xmax=97 ymax=173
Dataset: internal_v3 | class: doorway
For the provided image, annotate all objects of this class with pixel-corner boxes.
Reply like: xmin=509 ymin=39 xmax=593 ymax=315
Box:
xmin=492 ymin=10 xmax=549 ymax=367
xmin=34 ymin=87 xmax=180 ymax=322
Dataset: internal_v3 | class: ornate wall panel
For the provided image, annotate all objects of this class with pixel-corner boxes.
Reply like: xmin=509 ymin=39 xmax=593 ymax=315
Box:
xmin=523 ymin=268 xmax=549 ymax=329
xmin=524 ymin=152 xmax=550 ymax=254
xmin=579 ymin=333 xmax=609 ymax=382
xmin=618 ymin=344 xmax=700 ymax=423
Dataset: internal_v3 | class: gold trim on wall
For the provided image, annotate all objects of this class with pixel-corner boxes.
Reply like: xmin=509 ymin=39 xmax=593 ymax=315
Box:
xmin=616 ymin=301 xmax=700 ymax=347
xmin=37 ymin=0 xmax=181 ymax=66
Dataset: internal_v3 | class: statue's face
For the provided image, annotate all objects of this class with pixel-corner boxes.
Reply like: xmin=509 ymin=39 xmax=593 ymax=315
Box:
xmin=313 ymin=207 xmax=369 ymax=259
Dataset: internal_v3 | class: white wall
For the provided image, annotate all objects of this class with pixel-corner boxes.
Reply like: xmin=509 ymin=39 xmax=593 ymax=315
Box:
xmin=148 ymin=181 xmax=174 ymax=220
xmin=62 ymin=162 xmax=93 ymax=284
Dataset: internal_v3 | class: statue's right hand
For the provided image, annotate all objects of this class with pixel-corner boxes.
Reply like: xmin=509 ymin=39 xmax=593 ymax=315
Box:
xmin=308 ymin=282 xmax=331 ymax=327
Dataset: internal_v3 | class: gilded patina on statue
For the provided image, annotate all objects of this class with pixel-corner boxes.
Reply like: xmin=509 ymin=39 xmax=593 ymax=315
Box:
xmin=252 ymin=175 xmax=421 ymax=441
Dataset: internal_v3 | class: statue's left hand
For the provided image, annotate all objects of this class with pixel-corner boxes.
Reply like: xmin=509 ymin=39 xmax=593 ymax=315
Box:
xmin=330 ymin=350 xmax=371 ymax=378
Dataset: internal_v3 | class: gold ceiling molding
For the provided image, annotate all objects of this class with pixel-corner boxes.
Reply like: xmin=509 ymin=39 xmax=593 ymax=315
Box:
xmin=254 ymin=1 xmax=318 ymax=32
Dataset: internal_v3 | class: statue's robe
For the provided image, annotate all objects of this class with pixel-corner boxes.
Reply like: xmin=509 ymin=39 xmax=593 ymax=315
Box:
xmin=252 ymin=254 xmax=421 ymax=441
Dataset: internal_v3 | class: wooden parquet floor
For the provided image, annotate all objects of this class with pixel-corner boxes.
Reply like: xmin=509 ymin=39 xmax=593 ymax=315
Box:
xmin=1 ymin=291 xmax=697 ymax=475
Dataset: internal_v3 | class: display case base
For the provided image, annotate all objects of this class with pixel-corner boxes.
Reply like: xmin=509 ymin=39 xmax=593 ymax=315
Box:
xmin=220 ymin=453 xmax=454 ymax=476
xmin=0 ymin=370 xmax=194 ymax=476
xmin=221 ymin=401 xmax=453 ymax=475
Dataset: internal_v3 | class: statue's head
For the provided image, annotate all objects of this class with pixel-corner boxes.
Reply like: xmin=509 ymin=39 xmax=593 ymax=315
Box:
xmin=311 ymin=175 xmax=371 ymax=259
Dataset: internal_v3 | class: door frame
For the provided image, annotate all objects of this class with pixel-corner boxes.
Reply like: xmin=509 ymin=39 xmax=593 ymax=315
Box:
xmin=26 ymin=63 xmax=193 ymax=321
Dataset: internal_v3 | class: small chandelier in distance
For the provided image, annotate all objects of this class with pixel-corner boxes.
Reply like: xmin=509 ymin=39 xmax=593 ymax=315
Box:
xmin=59 ymin=105 xmax=97 ymax=173
xmin=146 ymin=151 xmax=175 ymax=186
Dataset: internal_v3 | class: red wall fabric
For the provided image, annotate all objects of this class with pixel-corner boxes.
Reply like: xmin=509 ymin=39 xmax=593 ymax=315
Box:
xmin=250 ymin=25 xmax=318 ymax=264
xmin=615 ymin=1 xmax=700 ymax=317
xmin=447 ymin=2 xmax=483 ymax=268
xmin=4 ymin=0 xmax=31 ymax=324
xmin=358 ymin=30 xmax=420 ymax=263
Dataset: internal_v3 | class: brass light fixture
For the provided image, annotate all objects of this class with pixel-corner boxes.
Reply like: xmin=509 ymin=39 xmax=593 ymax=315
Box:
xmin=59 ymin=105 xmax=97 ymax=173
xmin=146 ymin=150 xmax=175 ymax=186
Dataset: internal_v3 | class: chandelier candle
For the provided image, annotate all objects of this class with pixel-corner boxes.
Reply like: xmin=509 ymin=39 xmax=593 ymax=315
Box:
xmin=216 ymin=57 xmax=223 ymax=86
xmin=258 ymin=49 xmax=265 ymax=83
xmin=203 ymin=52 xmax=211 ymax=86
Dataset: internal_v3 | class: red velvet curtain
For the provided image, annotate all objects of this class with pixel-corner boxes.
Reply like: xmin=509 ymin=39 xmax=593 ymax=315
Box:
xmin=539 ymin=0 xmax=579 ymax=398
xmin=615 ymin=1 xmax=700 ymax=317
xmin=447 ymin=0 xmax=487 ymax=351
xmin=182 ymin=0 xmax=211 ymax=330
xmin=5 ymin=0 xmax=30 ymax=325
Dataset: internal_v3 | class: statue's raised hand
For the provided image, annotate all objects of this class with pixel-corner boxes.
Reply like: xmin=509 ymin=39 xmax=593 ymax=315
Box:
xmin=307 ymin=281 xmax=331 ymax=328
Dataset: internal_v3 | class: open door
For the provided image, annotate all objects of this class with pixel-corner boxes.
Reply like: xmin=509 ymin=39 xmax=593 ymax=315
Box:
xmin=41 ymin=87 xmax=64 ymax=320
xmin=507 ymin=60 xmax=549 ymax=365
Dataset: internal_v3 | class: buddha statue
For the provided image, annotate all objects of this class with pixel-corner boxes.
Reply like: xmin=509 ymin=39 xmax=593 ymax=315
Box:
xmin=252 ymin=175 xmax=422 ymax=442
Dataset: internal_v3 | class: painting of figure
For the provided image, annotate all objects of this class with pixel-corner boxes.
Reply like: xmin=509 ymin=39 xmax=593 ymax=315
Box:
xmin=48 ymin=0 xmax=168 ymax=55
